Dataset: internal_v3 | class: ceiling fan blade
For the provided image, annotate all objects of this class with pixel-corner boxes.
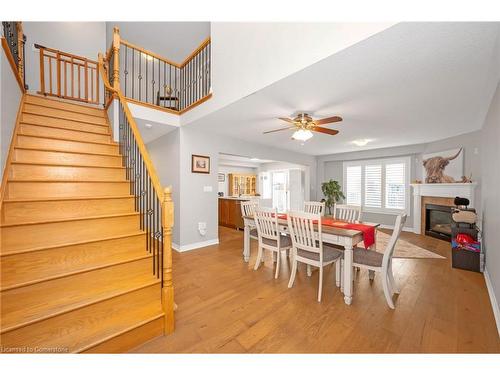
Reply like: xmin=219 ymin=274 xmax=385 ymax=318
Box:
xmin=278 ymin=117 xmax=295 ymax=123
xmin=314 ymin=116 xmax=343 ymax=125
xmin=263 ymin=126 xmax=295 ymax=134
xmin=311 ymin=126 xmax=339 ymax=136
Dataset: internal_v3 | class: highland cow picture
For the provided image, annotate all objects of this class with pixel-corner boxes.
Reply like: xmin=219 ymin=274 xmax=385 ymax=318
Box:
xmin=422 ymin=148 xmax=464 ymax=183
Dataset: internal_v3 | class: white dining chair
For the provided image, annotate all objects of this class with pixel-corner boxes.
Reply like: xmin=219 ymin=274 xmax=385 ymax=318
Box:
xmin=287 ymin=211 xmax=343 ymax=302
xmin=349 ymin=213 xmax=407 ymax=309
xmin=253 ymin=207 xmax=292 ymax=279
xmin=241 ymin=200 xmax=259 ymax=240
xmin=333 ymin=204 xmax=362 ymax=222
xmin=303 ymin=201 xmax=326 ymax=216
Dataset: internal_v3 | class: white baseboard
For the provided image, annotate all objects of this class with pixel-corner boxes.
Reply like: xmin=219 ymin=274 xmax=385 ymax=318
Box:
xmin=378 ymin=224 xmax=416 ymax=233
xmin=484 ymin=267 xmax=500 ymax=338
xmin=172 ymin=238 xmax=219 ymax=252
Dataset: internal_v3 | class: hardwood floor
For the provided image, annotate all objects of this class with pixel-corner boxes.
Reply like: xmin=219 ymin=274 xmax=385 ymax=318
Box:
xmin=131 ymin=226 xmax=500 ymax=353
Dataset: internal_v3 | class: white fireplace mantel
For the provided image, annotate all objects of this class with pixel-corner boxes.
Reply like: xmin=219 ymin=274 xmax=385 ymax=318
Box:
xmin=410 ymin=183 xmax=478 ymax=234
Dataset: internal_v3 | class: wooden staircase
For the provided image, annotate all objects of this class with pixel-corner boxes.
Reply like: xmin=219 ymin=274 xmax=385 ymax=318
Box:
xmin=0 ymin=94 xmax=165 ymax=353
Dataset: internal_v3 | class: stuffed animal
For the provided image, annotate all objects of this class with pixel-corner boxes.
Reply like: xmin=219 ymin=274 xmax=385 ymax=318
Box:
xmin=452 ymin=209 xmax=477 ymax=224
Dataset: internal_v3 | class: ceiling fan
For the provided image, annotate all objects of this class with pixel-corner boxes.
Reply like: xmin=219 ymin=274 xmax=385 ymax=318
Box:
xmin=263 ymin=113 xmax=343 ymax=141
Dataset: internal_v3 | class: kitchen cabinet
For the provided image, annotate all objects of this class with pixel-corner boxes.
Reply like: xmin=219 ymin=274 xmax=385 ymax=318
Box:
xmin=228 ymin=174 xmax=257 ymax=196
xmin=218 ymin=198 xmax=245 ymax=230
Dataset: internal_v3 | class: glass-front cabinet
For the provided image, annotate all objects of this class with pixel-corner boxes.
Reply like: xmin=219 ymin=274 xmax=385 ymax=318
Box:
xmin=228 ymin=173 xmax=257 ymax=196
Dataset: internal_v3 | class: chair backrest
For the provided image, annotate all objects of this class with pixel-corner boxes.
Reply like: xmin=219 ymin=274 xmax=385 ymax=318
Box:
xmin=287 ymin=210 xmax=322 ymax=259
xmin=333 ymin=204 xmax=362 ymax=222
xmin=304 ymin=201 xmax=325 ymax=216
xmin=241 ymin=200 xmax=259 ymax=218
xmin=382 ymin=214 xmax=407 ymax=268
xmin=254 ymin=207 xmax=280 ymax=243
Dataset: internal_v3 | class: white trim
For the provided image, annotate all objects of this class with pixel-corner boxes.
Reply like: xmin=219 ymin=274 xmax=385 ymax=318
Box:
xmin=378 ymin=224 xmax=415 ymax=233
xmin=172 ymin=238 xmax=219 ymax=252
xmin=484 ymin=267 xmax=500 ymax=338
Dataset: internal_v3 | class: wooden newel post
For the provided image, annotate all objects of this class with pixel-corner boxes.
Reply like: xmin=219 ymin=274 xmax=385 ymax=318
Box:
xmin=162 ymin=186 xmax=175 ymax=334
xmin=112 ymin=27 xmax=120 ymax=91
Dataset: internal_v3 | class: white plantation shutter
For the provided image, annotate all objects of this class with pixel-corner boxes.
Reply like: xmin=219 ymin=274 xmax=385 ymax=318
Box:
xmin=346 ymin=166 xmax=362 ymax=206
xmin=364 ymin=165 xmax=382 ymax=208
xmin=385 ymin=163 xmax=406 ymax=209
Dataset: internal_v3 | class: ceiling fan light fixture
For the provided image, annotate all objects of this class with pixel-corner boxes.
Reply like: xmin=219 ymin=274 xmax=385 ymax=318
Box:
xmin=292 ymin=129 xmax=313 ymax=142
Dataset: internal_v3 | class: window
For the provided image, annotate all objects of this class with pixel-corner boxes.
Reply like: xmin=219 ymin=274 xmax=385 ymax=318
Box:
xmin=364 ymin=164 xmax=382 ymax=208
xmin=345 ymin=166 xmax=361 ymax=205
xmin=385 ymin=163 xmax=406 ymax=209
xmin=343 ymin=157 xmax=410 ymax=213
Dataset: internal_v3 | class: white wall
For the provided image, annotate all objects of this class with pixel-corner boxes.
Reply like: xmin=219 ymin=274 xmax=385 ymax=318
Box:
xmin=147 ymin=126 xmax=316 ymax=249
xmin=217 ymin=165 xmax=258 ymax=197
xmin=1 ymin=44 xmax=23 ymax=179
xmin=22 ymin=22 xmax=106 ymax=96
xmin=182 ymin=22 xmax=395 ymax=126
xmin=480 ymin=25 xmax=500 ymax=333
xmin=106 ymin=22 xmax=210 ymax=64
xmin=147 ymin=128 xmax=181 ymax=245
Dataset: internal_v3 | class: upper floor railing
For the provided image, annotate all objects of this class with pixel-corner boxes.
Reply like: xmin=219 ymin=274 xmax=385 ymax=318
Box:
xmin=105 ymin=27 xmax=211 ymax=113
xmin=1 ymin=21 xmax=27 ymax=91
xmin=36 ymin=44 xmax=100 ymax=105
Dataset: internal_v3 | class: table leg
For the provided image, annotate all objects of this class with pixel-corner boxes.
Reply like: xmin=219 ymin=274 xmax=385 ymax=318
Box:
xmin=343 ymin=243 xmax=353 ymax=305
xmin=243 ymin=224 xmax=250 ymax=262
xmin=368 ymin=230 xmax=377 ymax=280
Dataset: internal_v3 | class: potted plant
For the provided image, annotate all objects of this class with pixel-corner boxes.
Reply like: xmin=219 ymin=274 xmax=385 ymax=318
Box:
xmin=321 ymin=180 xmax=345 ymax=215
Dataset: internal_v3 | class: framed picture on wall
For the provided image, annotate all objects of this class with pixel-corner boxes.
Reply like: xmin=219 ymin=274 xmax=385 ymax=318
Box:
xmin=192 ymin=154 xmax=210 ymax=174
xmin=218 ymin=173 xmax=225 ymax=182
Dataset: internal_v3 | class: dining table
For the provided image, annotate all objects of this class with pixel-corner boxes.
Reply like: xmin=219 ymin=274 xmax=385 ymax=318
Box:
xmin=242 ymin=214 xmax=380 ymax=305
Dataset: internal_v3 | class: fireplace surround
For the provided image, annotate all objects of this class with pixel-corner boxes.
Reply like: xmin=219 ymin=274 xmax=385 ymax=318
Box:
xmin=410 ymin=183 xmax=477 ymax=235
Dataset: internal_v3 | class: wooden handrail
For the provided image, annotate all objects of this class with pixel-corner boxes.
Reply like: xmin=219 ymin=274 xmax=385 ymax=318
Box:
xmin=34 ymin=44 xmax=98 ymax=64
xmin=98 ymin=53 xmax=164 ymax=203
xmin=1 ymin=38 xmax=25 ymax=93
xmin=179 ymin=37 xmax=211 ymax=68
xmin=120 ymin=39 xmax=181 ymax=68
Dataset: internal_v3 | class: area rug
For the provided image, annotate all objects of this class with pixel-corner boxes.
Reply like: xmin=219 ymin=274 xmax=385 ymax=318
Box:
xmin=367 ymin=231 xmax=446 ymax=259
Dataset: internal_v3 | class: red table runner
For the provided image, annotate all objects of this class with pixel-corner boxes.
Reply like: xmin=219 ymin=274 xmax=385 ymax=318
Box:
xmin=276 ymin=214 xmax=376 ymax=248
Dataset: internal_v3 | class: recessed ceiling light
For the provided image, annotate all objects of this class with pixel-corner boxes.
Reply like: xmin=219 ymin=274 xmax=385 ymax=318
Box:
xmin=352 ymin=139 xmax=371 ymax=146
xmin=145 ymin=123 xmax=153 ymax=129
xmin=250 ymin=158 xmax=260 ymax=161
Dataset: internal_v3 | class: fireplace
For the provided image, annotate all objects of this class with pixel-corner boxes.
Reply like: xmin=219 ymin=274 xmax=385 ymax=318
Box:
xmin=425 ymin=204 xmax=452 ymax=241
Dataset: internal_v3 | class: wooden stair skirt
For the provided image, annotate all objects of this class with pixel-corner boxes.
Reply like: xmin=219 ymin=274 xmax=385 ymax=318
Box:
xmin=0 ymin=94 xmax=169 ymax=353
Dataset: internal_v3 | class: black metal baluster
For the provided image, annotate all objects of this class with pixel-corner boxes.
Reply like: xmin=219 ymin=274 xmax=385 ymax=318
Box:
xmin=124 ymin=45 xmax=128 ymax=97
xmin=138 ymin=51 xmax=142 ymax=102
xmin=132 ymin=48 xmax=135 ymax=100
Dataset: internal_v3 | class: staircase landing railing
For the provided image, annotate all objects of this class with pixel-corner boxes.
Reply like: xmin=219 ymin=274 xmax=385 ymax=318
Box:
xmin=105 ymin=27 xmax=211 ymax=114
xmin=98 ymin=53 xmax=175 ymax=334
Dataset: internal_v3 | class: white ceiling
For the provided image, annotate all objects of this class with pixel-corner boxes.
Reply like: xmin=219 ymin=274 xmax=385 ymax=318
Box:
xmin=135 ymin=118 xmax=178 ymax=144
xmin=108 ymin=22 xmax=210 ymax=63
xmin=186 ymin=22 xmax=500 ymax=156
xmin=218 ymin=153 xmax=275 ymax=168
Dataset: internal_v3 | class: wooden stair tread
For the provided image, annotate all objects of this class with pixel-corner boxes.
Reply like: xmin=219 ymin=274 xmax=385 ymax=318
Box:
xmin=0 ymin=212 xmax=139 ymax=228
xmin=1 ymin=284 xmax=163 ymax=353
xmin=11 ymin=161 xmax=125 ymax=169
xmin=0 ymin=231 xmax=145 ymax=256
xmin=14 ymin=146 xmax=121 ymax=157
xmin=3 ymin=195 xmax=134 ymax=203
xmin=16 ymin=134 xmax=118 ymax=146
xmin=8 ymin=178 xmax=128 ymax=182
xmin=25 ymin=94 xmax=105 ymax=117
xmin=20 ymin=121 xmax=111 ymax=136
xmin=1 ymin=233 xmax=147 ymax=291
xmin=23 ymin=103 xmax=108 ymax=126
xmin=0 ymin=257 xmax=159 ymax=333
